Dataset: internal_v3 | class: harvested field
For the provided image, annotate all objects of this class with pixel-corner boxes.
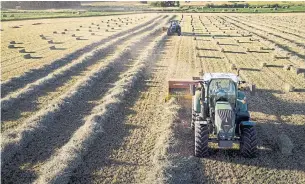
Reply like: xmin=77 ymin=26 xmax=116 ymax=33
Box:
xmin=1 ymin=13 xmax=305 ymax=184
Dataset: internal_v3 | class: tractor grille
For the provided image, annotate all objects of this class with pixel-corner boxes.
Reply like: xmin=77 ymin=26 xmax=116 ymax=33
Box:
xmin=218 ymin=109 xmax=233 ymax=121
xmin=217 ymin=109 xmax=233 ymax=133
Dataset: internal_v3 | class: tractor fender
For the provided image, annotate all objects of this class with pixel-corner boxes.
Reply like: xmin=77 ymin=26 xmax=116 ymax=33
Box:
xmin=193 ymin=91 xmax=201 ymax=113
xmin=240 ymin=121 xmax=256 ymax=126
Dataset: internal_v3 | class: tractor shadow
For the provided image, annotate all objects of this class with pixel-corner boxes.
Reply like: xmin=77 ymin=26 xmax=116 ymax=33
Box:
xmin=166 ymin=98 xmax=215 ymax=184
xmin=205 ymin=122 xmax=305 ymax=172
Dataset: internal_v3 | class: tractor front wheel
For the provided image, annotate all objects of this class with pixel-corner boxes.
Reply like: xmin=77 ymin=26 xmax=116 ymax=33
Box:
xmin=240 ymin=126 xmax=257 ymax=157
xmin=195 ymin=123 xmax=209 ymax=157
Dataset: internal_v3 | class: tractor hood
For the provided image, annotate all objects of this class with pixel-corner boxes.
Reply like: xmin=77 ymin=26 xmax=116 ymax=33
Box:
xmin=215 ymin=101 xmax=235 ymax=140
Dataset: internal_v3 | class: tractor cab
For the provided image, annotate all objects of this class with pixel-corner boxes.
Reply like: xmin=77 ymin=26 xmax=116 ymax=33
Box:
xmin=167 ymin=20 xmax=181 ymax=36
xmin=208 ymin=78 xmax=237 ymax=109
xmin=170 ymin=20 xmax=179 ymax=26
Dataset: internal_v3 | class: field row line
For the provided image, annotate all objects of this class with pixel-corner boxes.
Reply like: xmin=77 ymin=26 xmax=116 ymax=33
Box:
xmin=212 ymin=16 xmax=304 ymax=91
xmin=211 ymin=17 xmax=302 ymax=88
xmin=34 ymin=26 xmax=168 ymax=184
xmin=1 ymin=19 xmax=144 ymax=62
xmin=1 ymin=15 xmax=161 ymax=97
xmin=0 ymin=16 xmax=164 ymax=111
xmin=0 ymin=17 xmax=171 ymax=165
xmin=254 ymin=16 xmax=305 ymax=35
xmin=235 ymin=16 xmax=305 ymax=52
xmin=223 ymin=16 xmax=305 ymax=68
xmin=236 ymin=16 xmax=305 ymax=42
xmin=227 ymin=16 xmax=305 ymax=57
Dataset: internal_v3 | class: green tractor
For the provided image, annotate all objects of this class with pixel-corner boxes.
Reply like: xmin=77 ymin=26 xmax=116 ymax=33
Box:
xmin=189 ymin=73 xmax=257 ymax=157
xmin=168 ymin=73 xmax=257 ymax=157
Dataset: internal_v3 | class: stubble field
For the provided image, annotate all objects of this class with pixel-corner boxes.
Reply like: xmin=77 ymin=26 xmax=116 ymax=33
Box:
xmin=1 ymin=13 xmax=305 ymax=184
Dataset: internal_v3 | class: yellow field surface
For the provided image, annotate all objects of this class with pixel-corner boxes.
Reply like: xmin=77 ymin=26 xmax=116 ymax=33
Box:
xmin=1 ymin=13 xmax=305 ymax=184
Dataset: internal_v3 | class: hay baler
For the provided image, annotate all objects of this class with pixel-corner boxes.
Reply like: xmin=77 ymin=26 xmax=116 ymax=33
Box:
xmin=168 ymin=73 xmax=257 ymax=157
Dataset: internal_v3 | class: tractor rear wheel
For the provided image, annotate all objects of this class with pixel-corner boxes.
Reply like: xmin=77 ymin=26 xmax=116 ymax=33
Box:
xmin=195 ymin=123 xmax=209 ymax=157
xmin=167 ymin=29 xmax=171 ymax=36
xmin=240 ymin=126 xmax=257 ymax=157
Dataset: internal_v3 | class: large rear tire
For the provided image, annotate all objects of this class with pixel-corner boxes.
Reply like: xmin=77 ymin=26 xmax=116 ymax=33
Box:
xmin=167 ymin=29 xmax=171 ymax=36
xmin=195 ymin=123 xmax=209 ymax=157
xmin=240 ymin=126 xmax=257 ymax=157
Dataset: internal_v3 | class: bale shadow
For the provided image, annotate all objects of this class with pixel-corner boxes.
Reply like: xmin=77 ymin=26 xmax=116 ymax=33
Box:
xmin=238 ymin=67 xmax=261 ymax=72
xmin=224 ymin=51 xmax=246 ymax=54
xmin=237 ymin=41 xmax=252 ymax=44
xmin=53 ymin=42 xmax=64 ymax=44
xmin=213 ymin=34 xmax=241 ymax=38
xmin=76 ymin=38 xmax=89 ymax=40
xmin=220 ymin=43 xmax=239 ymax=46
xmin=182 ymin=32 xmax=211 ymax=37
xmin=9 ymin=46 xmax=24 ymax=49
xmin=265 ymin=64 xmax=283 ymax=68
xmin=51 ymin=48 xmax=66 ymax=50
xmin=23 ymin=51 xmax=36 ymax=54
xmin=248 ymin=50 xmax=270 ymax=53
xmin=294 ymin=88 xmax=305 ymax=92
xmin=196 ymin=48 xmax=218 ymax=51
xmin=29 ymin=56 xmax=43 ymax=59
xmin=197 ymin=55 xmax=223 ymax=59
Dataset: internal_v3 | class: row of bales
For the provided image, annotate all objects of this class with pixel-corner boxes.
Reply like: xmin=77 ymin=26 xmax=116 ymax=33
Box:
xmin=192 ymin=15 xmax=305 ymax=92
xmin=6 ymin=16 xmax=146 ymax=60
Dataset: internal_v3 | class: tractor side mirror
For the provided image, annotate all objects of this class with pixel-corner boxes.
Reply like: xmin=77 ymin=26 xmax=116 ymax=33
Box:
xmin=238 ymin=80 xmax=246 ymax=84
xmin=190 ymin=84 xmax=196 ymax=96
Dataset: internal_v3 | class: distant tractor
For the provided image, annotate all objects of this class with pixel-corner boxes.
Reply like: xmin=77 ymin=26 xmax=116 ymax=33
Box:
xmin=168 ymin=73 xmax=257 ymax=157
xmin=167 ymin=20 xmax=181 ymax=36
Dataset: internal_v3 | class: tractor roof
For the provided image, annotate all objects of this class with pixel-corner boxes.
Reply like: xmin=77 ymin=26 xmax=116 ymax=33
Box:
xmin=203 ymin=73 xmax=239 ymax=83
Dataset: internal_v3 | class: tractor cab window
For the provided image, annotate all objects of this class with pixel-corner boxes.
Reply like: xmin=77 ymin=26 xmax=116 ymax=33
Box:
xmin=171 ymin=21 xmax=178 ymax=26
xmin=208 ymin=79 xmax=237 ymax=106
